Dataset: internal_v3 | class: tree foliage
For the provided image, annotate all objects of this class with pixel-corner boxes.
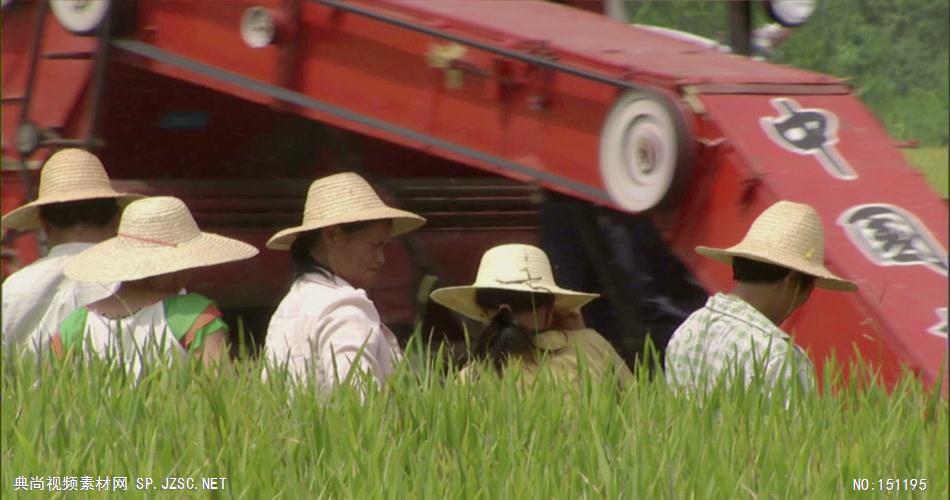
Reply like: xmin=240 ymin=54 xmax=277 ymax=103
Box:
xmin=628 ymin=0 xmax=949 ymax=145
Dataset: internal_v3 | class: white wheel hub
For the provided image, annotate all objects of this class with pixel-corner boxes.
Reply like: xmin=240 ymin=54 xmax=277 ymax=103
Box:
xmin=240 ymin=7 xmax=277 ymax=48
xmin=49 ymin=0 xmax=111 ymax=35
xmin=599 ymin=92 xmax=682 ymax=212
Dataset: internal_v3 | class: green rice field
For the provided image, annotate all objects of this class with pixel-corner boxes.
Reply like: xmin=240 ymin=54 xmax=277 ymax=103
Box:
xmin=2 ymin=348 xmax=947 ymax=498
xmin=907 ymin=147 xmax=949 ymax=198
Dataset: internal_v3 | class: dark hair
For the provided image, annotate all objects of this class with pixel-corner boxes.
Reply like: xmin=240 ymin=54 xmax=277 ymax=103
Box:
xmin=471 ymin=288 xmax=556 ymax=372
xmin=38 ymin=198 xmax=118 ymax=230
xmin=732 ymin=257 xmax=816 ymax=288
xmin=288 ymin=220 xmax=378 ymax=279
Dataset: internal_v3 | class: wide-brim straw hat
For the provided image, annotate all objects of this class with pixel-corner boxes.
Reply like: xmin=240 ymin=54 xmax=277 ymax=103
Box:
xmin=1 ymin=148 xmax=142 ymax=231
xmin=65 ymin=196 xmax=259 ymax=283
xmin=430 ymin=244 xmax=600 ymax=322
xmin=696 ymin=200 xmax=857 ymax=291
xmin=266 ymin=172 xmax=426 ymax=250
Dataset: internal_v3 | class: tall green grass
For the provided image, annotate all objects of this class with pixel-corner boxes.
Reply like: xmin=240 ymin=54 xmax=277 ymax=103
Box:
xmin=3 ymin=346 xmax=946 ymax=499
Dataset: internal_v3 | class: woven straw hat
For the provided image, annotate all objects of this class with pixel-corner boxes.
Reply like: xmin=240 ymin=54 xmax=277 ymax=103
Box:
xmin=1 ymin=149 xmax=142 ymax=231
xmin=266 ymin=172 xmax=426 ymax=250
xmin=696 ymin=201 xmax=857 ymax=291
xmin=64 ymin=196 xmax=259 ymax=283
xmin=430 ymin=244 xmax=600 ymax=322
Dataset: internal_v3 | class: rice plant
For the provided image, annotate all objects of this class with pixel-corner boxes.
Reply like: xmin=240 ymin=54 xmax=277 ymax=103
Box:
xmin=2 ymin=341 xmax=946 ymax=499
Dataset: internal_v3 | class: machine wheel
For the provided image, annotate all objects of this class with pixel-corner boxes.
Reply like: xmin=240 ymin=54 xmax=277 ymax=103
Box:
xmin=598 ymin=90 xmax=694 ymax=212
xmin=765 ymin=0 xmax=817 ymax=28
xmin=49 ymin=0 xmax=112 ymax=35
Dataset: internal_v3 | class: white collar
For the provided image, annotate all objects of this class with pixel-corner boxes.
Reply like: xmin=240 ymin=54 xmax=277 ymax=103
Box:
xmin=300 ymin=271 xmax=354 ymax=290
xmin=47 ymin=242 xmax=97 ymax=258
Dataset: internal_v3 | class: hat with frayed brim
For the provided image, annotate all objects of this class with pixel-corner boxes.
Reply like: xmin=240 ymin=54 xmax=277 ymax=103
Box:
xmin=430 ymin=244 xmax=600 ymax=322
xmin=696 ymin=200 xmax=857 ymax=291
xmin=1 ymin=148 xmax=142 ymax=231
xmin=266 ymin=172 xmax=426 ymax=250
xmin=65 ymin=196 xmax=259 ymax=283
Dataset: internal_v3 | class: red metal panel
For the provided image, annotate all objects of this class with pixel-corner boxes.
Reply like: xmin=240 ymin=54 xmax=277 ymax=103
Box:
xmin=116 ymin=0 xmax=620 ymax=207
xmin=1 ymin=4 xmax=94 ymax=157
xmin=373 ymin=0 xmax=841 ymax=86
xmin=683 ymin=93 xmax=948 ymax=390
xmin=0 ymin=170 xmax=40 ymax=279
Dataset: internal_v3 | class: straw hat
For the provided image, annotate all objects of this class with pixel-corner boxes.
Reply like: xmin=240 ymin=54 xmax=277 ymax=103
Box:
xmin=696 ymin=201 xmax=857 ymax=291
xmin=64 ymin=196 xmax=259 ymax=283
xmin=266 ymin=172 xmax=426 ymax=250
xmin=1 ymin=149 xmax=142 ymax=231
xmin=430 ymin=244 xmax=600 ymax=322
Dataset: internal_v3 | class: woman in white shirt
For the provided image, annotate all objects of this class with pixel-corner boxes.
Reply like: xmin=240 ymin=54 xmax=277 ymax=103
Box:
xmin=263 ymin=172 xmax=425 ymax=393
xmin=53 ymin=196 xmax=259 ymax=374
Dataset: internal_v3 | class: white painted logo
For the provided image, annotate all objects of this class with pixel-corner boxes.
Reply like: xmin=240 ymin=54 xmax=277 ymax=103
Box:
xmin=761 ymin=98 xmax=857 ymax=180
xmin=838 ymin=203 xmax=948 ymax=276
xmin=928 ymin=308 xmax=948 ymax=339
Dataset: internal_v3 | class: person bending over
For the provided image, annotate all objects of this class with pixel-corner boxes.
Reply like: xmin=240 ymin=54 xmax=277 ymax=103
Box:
xmin=431 ymin=244 xmax=632 ymax=390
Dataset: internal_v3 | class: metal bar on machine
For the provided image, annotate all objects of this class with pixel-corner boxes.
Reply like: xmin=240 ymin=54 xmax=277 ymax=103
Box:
xmin=111 ymin=39 xmax=613 ymax=204
xmin=310 ymin=0 xmax=642 ymax=92
xmin=12 ymin=0 xmax=49 ymax=208
xmin=83 ymin=0 xmax=115 ymax=149
xmin=18 ymin=1 xmax=48 ymax=131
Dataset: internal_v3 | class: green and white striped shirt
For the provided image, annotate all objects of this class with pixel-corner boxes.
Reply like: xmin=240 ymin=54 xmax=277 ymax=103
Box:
xmin=664 ymin=293 xmax=816 ymax=397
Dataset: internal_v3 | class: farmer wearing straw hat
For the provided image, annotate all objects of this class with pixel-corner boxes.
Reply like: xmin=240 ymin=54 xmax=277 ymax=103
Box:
xmin=50 ymin=196 xmax=258 ymax=371
xmin=665 ymin=201 xmax=857 ymax=397
xmin=263 ymin=172 xmax=426 ymax=392
xmin=1 ymin=149 xmax=142 ymax=354
xmin=430 ymin=244 xmax=633 ymax=388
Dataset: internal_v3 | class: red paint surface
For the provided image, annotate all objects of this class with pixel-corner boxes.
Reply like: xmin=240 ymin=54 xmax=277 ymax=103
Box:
xmin=1 ymin=171 xmax=40 ymax=279
xmin=679 ymin=94 xmax=948 ymax=390
xmin=1 ymin=5 xmax=95 ymax=158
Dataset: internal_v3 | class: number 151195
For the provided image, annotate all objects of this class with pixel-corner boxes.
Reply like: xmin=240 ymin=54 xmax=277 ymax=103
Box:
xmin=852 ymin=478 xmax=927 ymax=492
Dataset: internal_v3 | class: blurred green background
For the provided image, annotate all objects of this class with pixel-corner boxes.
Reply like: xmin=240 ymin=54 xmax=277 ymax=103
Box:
xmin=626 ymin=0 xmax=948 ymax=196
xmin=629 ymin=0 xmax=948 ymax=146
